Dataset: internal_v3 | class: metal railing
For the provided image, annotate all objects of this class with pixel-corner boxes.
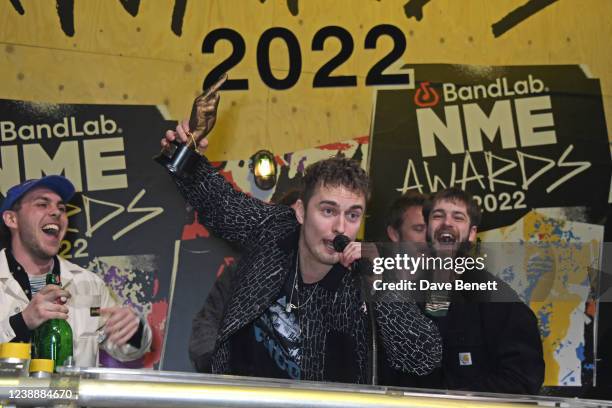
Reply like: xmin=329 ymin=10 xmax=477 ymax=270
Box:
xmin=1 ymin=368 xmax=609 ymax=407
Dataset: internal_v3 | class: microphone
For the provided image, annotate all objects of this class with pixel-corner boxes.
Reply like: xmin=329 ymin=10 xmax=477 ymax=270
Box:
xmin=333 ymin=234 xmax=363 ymax=272
xmin=333 ymin=234 xmax=350 ymax=252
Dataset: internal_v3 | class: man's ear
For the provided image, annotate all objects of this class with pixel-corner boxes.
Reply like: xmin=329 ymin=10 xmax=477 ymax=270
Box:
xmin=2 ymin=211 xmax=17 ymax=229
xmin=387 ymin=226 xmax=400 ymax=243
xmin=295 ymin=199 xmax=305 ymax=225
xmin=468 ymin=225 xmax=477 ymax=242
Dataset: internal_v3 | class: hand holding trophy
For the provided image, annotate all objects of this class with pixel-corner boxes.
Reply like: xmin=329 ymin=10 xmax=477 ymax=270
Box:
xmin=155 ymin=74 xmax=228 ymax=177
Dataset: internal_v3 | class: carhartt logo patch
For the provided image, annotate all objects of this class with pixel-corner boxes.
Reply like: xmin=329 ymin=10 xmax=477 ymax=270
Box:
xmin=459 ymin=352 xmax=472 ymax=366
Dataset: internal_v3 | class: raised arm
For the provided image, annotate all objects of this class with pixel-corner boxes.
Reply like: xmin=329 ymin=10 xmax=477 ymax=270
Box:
xmin=160 ymin=76 xmax=294 ymax=247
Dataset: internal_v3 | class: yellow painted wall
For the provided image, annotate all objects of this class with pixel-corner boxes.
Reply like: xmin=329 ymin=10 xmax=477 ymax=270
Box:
xmin=0 ymin=0 xmax=610 ymax=161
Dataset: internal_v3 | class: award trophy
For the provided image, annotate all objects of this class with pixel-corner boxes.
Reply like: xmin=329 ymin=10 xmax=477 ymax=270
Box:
xmin=154 ymin=138 xmax=201 ymax=178
xmin=154 ymin=73 xmax=227 ymax=178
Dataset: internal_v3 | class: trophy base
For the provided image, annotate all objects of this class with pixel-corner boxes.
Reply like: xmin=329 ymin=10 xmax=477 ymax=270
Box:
xmin=154 ymin=140 xmax=201 ymax=178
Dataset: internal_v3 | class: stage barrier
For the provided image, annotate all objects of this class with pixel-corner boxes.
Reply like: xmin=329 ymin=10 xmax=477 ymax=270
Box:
xmin=0 ymin=367 xmax=609 ymax=407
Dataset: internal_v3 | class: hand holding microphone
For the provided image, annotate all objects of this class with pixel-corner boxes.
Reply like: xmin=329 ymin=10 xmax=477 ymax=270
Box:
xmin=333 ymin=234 xmax=380 ymax=272
xmin=333 ymin=234 xmax=362 ymax=271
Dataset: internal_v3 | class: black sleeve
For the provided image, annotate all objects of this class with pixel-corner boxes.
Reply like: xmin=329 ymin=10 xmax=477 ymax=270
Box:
xmin=173 ymin=157 xmax=294 ymax=249
xmin=189 ymin=263 xmax=238 ymax=372
xmin=9 ymin=312 xmax=32 ymax=342
xmin=358 ymin=254 xmax=442 ymax=377
xmin=374 ymin=297 xmax=443 ymax=376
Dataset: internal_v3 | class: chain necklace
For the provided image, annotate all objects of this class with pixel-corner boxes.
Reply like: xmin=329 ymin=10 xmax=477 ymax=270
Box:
xmin=285 ymin=254 xmax=319 ymax=313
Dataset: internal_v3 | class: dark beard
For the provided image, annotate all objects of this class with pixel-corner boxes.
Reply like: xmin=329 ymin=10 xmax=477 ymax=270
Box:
xmin=427 ymin=237 xmax=474 ymax=258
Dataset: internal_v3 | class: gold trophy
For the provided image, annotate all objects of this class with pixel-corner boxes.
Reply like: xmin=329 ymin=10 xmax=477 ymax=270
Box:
xmin=154 ymin=74 xmax=227 ymax=177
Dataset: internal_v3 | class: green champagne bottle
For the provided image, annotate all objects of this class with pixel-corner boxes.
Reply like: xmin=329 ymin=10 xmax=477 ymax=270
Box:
xmin=32 ymin=273 xmax=73 ymax=371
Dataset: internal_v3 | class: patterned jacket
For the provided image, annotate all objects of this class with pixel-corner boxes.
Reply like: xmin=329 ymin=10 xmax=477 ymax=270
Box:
xmin=175 ymin=157 xmax=442 ymax=383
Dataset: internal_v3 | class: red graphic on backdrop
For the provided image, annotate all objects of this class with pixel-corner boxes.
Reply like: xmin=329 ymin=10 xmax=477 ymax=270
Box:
xmin=319 ymin=142 xmax=352 ymax=151
xmin=143 ymin=300 xmax=168 ymax=368
xmin=275 ymin=155 xmax=286 ymax=166
xmin=153 ymin=276 xmax=159 ymax=297
xmin=182 ymin=211 xmax=210 ymax=239
xmin=354 ymin=135 xmax=370 ymax=145
xmin=414 ymin=81 xmax=440 ymax=107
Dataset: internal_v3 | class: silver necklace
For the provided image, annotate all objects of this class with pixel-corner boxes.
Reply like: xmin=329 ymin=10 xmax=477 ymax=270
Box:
xmin=285 ymin=254 xmax=319 ymax=313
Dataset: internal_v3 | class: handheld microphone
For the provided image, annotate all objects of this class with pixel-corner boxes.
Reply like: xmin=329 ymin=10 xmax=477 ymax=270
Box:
xmin=333 ymin=234 xmax=363 ymax=272
xmin=332 ymin=234 xmax=350 ymax=253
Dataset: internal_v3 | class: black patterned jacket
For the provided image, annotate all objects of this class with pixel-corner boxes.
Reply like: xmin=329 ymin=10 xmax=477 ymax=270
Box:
xmin=175 ymin=157 xmax=442 ymax=383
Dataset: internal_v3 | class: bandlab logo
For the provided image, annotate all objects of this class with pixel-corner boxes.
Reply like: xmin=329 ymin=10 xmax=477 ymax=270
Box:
xmin=414 ymin=82 xmax=440 ymax=108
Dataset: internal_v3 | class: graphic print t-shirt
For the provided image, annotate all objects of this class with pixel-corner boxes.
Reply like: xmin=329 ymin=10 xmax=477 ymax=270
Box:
xmin=230 ymin=267 xmax=304 ymax=379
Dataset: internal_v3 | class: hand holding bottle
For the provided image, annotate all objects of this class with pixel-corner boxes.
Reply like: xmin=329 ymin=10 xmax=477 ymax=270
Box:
xmin=31 ymin=273 xmax=73 ymax=370
xmin=22 ymin=285 xmax=70 ymax=329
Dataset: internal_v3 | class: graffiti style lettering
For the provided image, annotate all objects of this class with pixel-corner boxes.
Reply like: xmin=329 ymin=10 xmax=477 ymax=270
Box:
xmin=56 ymin=0 xmax=75 ymax=37
xmin=9 ymin=0 xmax=186 ymax=37
xmin=259 ymin=0 xmax=300 ymax=16
xmin=171 ymin=0 xmax=187 ymax=36
xmin=81 ymin=189 xmax=163 ymax=240
xmin=119 ymin=0 xmax=140 ymax=16
xmin=83 ymin=195 xmax=124 ymax=238
xmin=492 ymin=0 xmax=560 ymax=38
xmin=9 ymin=0 xmax=25 ymax=15
xmin=112 ymin=189 xmax=164 ymax=240
xmin=484 ymin=151 xmax=517 ymax=192
xmin=402 ymin=0 xmax=560 ymax=41
xmin=8 ymin=0 xmax=564 ymax=40
xmin=396 ymin=145 xmax=591 ymax=196
xmin=544 ymin=145 xmax=590 ymax=193
xmin=65 ymin=203 xmax=82 ymax=234
xmin=403 ymin=0 xmax=432 ymax=21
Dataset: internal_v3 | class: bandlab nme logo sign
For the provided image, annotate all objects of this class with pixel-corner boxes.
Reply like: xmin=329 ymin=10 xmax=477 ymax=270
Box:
xmin=367 ymin=64 xmax=611 ymax=234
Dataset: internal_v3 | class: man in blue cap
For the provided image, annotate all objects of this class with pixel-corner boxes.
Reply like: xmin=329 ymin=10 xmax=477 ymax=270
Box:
xmin=0 ymin=175 xmax=152 ymax=367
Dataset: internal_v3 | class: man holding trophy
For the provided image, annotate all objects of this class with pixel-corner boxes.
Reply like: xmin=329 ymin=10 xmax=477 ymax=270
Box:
xmin=157 ymin=75 xmax=442 ymax=383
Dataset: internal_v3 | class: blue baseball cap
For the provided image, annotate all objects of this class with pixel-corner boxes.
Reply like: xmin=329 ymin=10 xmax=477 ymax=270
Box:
xmin=0 ymin=175 xmax=76 ymax=214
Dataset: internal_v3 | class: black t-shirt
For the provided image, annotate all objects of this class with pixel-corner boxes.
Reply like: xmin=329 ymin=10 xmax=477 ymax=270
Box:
xmin=231 ymin=257 xmax=320 ymax=380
